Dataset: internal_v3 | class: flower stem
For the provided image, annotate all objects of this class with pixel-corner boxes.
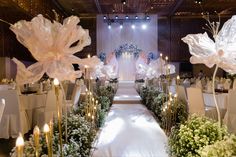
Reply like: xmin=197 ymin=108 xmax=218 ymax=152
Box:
xmin=212 ymin=64 xmax=222 ymax=137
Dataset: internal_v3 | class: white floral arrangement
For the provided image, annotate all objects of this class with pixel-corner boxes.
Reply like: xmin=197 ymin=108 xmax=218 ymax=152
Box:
xmin=168 ymin=115 xmax=229 ymax=157
xmin=11 ymin=113 xmax=96 ymax=157
xmin=198 ymin=135 xmax=236 ymax=157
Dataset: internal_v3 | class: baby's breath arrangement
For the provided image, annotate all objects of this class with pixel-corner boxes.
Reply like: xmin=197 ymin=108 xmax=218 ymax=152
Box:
xmin=169 ymin=115 xmax=228 ymax=157
xmin=198 ymin=134 xmax=236 ymax=157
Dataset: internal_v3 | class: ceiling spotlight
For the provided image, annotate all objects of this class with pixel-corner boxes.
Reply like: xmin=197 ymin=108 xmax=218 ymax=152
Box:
xmin=135 ymin=15 xmax=138 ymax=19
xmin=120 ymin=23 xmax=123 ymax=29
xmin=125 ymin=15 xmax=129 ymax=19
xmin=142 ymin=24 xmax=147 ymax=30
xmin=131 ymin=24 xmax=135 ymax=29
xmin=115 ymin=15 xmax=119 ymax=19
xmin=122 ymin=0 xmax=126 ymax=5
xmin=146 ymin=15 xmax=150 ymax=20
xmin=194 ymin=0 xmax=203 ymax=4
xmin=103 ymin=16 xmax=107 ymax=20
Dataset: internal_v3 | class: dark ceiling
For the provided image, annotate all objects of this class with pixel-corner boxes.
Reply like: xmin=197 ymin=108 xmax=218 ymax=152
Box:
xmin=55 ymin=0 xmax=236 ymax=18
xmin=1 ymin=0 xmax=236 ymax=20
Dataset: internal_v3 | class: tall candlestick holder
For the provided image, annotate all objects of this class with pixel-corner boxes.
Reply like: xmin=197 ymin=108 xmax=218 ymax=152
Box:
xmin=43 ymin=124 xmax=52 ymax=157
xmin=16 ymin=133 xmax=24 ymax=157
xmin=53 ymin=78 xmax=63 ymax=157
xmin=33 ymin=126 xmax=40 ymax=157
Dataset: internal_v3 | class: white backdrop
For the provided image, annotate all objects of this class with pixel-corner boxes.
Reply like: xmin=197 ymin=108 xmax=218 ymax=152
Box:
xmin=96 ymin=14 xmax=158 ymax=81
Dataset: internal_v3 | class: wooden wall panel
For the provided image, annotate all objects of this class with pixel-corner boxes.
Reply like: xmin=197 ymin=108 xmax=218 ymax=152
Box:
xmin=158 ymin=16 xmax=231 ymax=62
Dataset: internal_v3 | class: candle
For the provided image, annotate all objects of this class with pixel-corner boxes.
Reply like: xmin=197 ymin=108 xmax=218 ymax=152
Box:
xmin=49 ymin=120 xmax=53 ymax=139
xmin=16 ymin=133 xmax=24 ymax=157
xmin=53 ymin=78 xmax=59 ymax=86
xmin=87 ymin=54 xmax=91 ymax=58
xmin=176 ymin=75 xmax=180 ymax=85
xmin=174 ymin=94 xmax=178 ymax=103
xmin=160 ymin=53 xmax=162 ymax=57
xmin=84 ymin=65 xmax=88 ymax=79
xmin=1 ymin=98 xmax=5 ymax=105
xmin=53 ymin=78 xmax=63 ymax=157
xmin=165 ymin=56 xmax=168 ymax=61
xmin=44 ymin=124 xmax=52 ymax=157
xmin=33 ymin=126 xmax=40 ymax=157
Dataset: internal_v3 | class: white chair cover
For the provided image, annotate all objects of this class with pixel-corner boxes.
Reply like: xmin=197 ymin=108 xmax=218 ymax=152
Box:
xmin=195 ymin=79 xmax=202 ymax=89
xmin=186 ymin=87 xmax=217 ymax=119
xmin=64 ymin=84 xmax=82 ymax=110
xmin=0 ymin=99 xmax=5 ymax=123
xmin=224 ymin=89 xmax=236 ymax=134
xmin=223 ymin=79 xmax=231 ymax=90
xmin=233 ymin=79 xmax=236 ymax=90
xmin=176 ymin=85 xmax=188 ymax=104
xmin=0 ymin=90 xmax=30 ymax=138
xmin=33 ymin=89 xmax=63 ymax=128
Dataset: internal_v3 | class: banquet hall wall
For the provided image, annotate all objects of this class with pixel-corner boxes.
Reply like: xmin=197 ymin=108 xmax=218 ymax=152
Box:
xmin=0 ymin=10 xmax=232 ymax=79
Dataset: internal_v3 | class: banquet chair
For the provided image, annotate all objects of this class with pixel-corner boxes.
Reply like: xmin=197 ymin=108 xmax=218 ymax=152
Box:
xmin=223 ymin=89 xmax=236 ymax=134
xmin=186 ymin=87 xmax=217 ymax=119
xmin=33 ymin=89 xmax=63 ymax=128
xmin=0 ymin=99 xmax=5 ymax=123
xmin=64 ymin=84 xmax=83 ymax=110
xmin=0 ymin=90 xmax=30 ymax=138
xmin=233 ymin=79 xmax=236 ymax=90
xmin=176 ymin=85 xmax=188 ymax=104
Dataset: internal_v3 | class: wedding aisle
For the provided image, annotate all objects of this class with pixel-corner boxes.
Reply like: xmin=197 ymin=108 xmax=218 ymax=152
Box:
xmin=92 ymin=81 xmax=168 ymax=157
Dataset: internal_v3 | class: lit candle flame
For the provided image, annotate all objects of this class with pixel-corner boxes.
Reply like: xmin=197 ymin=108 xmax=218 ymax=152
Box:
xmin=16 ymin=133 xmax=24 ymax=147
xmin=87 ymin=54 xmax=91 ymax=58
xmin=1 ymin=98 xmax=5 ymax=105
xmin=165 ymin=56 xmax=168 ymax=61
xmin=33 ymin=126 xmax=40 ymax=135
xmin=53 ymin=78 xmax=59 ymax=86
xmin=43 ymin=124 xmax=50 ymax=133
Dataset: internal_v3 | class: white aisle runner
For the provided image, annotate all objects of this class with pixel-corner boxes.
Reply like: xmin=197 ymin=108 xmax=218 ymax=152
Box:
xmin=92 ymin=82 xmax=168 ymax=157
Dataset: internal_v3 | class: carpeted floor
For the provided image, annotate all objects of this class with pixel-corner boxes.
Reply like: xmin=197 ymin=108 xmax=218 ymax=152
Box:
xmin=92 ymin=82 xmax=168 ymax=157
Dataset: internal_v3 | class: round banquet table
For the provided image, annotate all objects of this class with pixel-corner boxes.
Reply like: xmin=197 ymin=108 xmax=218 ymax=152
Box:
xmin=19 ymin=93 xmax=47 ymax=128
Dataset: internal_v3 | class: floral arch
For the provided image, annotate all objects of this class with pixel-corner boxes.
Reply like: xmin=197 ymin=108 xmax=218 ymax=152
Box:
xmin=114 ymin=43 xmax=142 ymax=59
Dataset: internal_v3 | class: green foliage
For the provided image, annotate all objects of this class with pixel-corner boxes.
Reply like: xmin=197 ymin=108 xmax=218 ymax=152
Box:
xmin=198 ymin=135 xmax=236 ymax=157
xmin=160 ymin=99 xmax=188 ymax=129
xmin=97 ymin=109 xmax=106 ymax=128
xmin=99 ymin=96 xmax=110 ymax=111
xmin=169 ymin=115 xmax=228 ymax=157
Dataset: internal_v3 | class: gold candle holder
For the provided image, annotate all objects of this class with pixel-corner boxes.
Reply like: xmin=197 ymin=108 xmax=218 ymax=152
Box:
xmin=33 ymin=126 xmax=40 ymax=157
xmin=16 ymin=133 xmax=24 ymax=157
xmin=43 ymin=124 xmax=52 ymax=157
xmin=53 ymin=78 xmax=63 ymax=157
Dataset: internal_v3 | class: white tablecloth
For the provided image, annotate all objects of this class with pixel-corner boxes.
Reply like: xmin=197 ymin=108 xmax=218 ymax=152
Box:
xmin=19 ymin=93 xmax=47 ymax=127
xmin=19 ymin=93 xmax=47 ymax=110
xmin=203 ymin=93 xmax=228 ymax=109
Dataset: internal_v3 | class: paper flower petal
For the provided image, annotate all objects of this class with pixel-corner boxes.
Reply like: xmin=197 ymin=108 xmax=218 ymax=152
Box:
xmin=10 ymin=14 xmax=90 ymax=84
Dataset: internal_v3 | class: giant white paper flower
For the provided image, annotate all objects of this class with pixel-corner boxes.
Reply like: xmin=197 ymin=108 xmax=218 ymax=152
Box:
xmin=10 ymin=14 xmax=91 ymax=84
xmin=182 ymin=15 xmax=236 ymax=74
